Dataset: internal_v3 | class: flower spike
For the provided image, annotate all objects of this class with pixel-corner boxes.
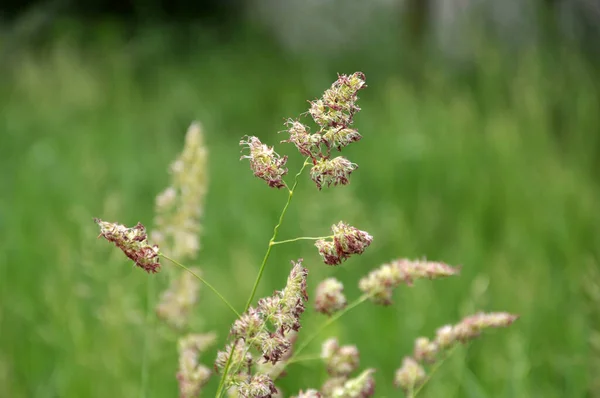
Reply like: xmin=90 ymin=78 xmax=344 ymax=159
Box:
xmin=94 ymin=218 xmax=160 ymax=273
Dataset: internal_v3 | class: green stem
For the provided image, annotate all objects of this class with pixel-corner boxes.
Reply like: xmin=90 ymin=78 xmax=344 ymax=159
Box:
xmin=216 ymin=157 xmax=310 ymax=398
xmin=215 ymin=338 xmax=239 ymax=398
xmin=412 ymin=345 xmax=459 ymax=397
xmin=285 ymin=354 xmax=322 ymax=365
xmin=274 ymin=294 xmax=371 ymax=381
xmin=159 ymin=253 xmax=240 ymax=318
xmin=243 ymin=157 xmax=310 ymax=312
xmin=271 ymin=236 xmax=331 ymax=245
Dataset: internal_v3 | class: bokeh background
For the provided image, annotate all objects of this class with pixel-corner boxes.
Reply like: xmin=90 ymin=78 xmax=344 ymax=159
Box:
xmin=1 ymin=0 xmax=600 ymax=397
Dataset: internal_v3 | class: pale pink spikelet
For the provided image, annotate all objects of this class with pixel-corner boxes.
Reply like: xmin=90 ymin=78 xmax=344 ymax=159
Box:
xmin=321 ymin=338 xmax=360 ymax=377
xmin=215 ymin=339 xmax=253 ymax=376
xmin=240 ymin=136 xmax=288 ymax=189
xmin=321 ymin=376 xmax=346 ymax=397
xmin=217 ymin=260 xmax=309 ymax=391
xmin=315 ymin=278 xmax=347 ymax=315
xmin=322 ymin=127 xmax=362 ymax=153
xmin=231 ymin=307 xmax=267 ymax=341
xmin=177 ymin=333 xmax=217 ymax=398
xmin=156 ymin=266 xmax=202 ymax=329
xmin=394 ymin=259 xmax=462 ymax=286
xmin=309 ymin=72 xmax=366 ymax=130
xmin=330 ymin=368 xmax=376 ymax=398
xmin=359 ymin=259 xmax=460 ymax=305
xmin=413 ymin=337 xmax=438 ymax=363
xmin=450 ymin=312 xmax=520 ymax=343
xmin=315 ymin=222 xmax=372 ymax=266
xmin=283 ymin=73 xmax=366 ymax=161
xmin=310 ymin=157 xmax=358 ymax=190
xmin=434 ymin=325 xmax=455 ymax=349
xmin=281 ymin=119 xmax=324 ymax=159
xmin=152 ymin=121 xmax=208 ymax=261
xmin=256 ymin=330 xmax=298 ymax=380
xmin=394 ymin=312 xmax=518 ymax=393
xmin=94 ymin=218 xmax=160 ymax=273
xmin=292 ymin=389 xmax=322 ymax=398
xmin=394 ymin=357 xmax=425 ymax=392
xmin=236 ymin=373 xmax=278 ymax=398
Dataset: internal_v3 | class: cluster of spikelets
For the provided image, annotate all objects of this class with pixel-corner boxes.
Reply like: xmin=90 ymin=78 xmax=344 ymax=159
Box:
xmin=215 ymin=260 xmax=308 ymax=397
xmin=315 ymin=222 xmax=372 ymax=266
xmin=178 ymin=333 xmax=217 ymax=397
xmin=94 ymin=219 xmax=160 ymax=273
xmin=241 ymin=71 xmax=366 ymax=191
xmin=153 ymin=122 xmax=207 ymax=327
xmin=151 ymin=122 xmax=217 ymax=397
xmin=394 ymin=312 xmax=519 ymax=395
xmin=317 ymin=338 xmax=375 ymax=397
xmin=152 ymin=122 xmax=208 ymax=262
xmin=97 ymin=122 xmax=215 ymax=397
xmin=93 ymin=72 xmax=519 ymax=398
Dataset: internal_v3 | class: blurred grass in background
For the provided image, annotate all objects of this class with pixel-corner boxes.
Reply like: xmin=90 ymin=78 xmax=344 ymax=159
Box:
xmin=1 ymin=21 xmax=599 ymax=398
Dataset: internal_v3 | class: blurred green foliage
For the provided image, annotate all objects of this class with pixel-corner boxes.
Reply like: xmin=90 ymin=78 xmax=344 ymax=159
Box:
xmin=1 ymin=23 xmax=599 ymax=398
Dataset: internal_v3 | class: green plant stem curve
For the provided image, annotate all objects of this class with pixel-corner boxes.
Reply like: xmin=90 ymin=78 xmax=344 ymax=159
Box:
xmin=243 ymin=157 xmax=311 ymax=312
xmin=160 ymin=253 xmax=240 ymax=317
xmin=271 ymin=235 xmax=332 ymax=245
xmin=216 ymin=157 xmax=310 ymax=398
xmin=412 ymin=345 xmax=460 ymax=397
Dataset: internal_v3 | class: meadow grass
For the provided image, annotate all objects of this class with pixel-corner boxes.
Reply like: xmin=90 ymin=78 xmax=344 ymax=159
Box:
xmin=0 ymin=28 xmax=599 ymax=397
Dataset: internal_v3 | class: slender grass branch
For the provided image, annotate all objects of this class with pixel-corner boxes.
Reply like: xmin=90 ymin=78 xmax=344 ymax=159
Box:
xmin=284 ymin=354 xmax=322 ymax=366
xmin=244 ymin=157 xmax=310 ymax=312
xmin=215 ymin=337 xmax=239 ymax=398
xmin=412 ymin=345 xmax=460 ymax=397
xmin=217 ymin=157 xmax=310 ymax=398
xmin=271 ymin=236 xmax=332 ymax=245
xmin=159 ymin=253 xmax=240 ymax=317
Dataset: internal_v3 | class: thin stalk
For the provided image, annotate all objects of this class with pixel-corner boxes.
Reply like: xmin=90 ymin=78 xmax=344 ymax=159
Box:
xmin=412 ymin=345 xmax=460 ymax=397
xmin=284 ymin=354 xmax=322 ymax=365
xmin=160 ymin=253 xmax=240 ymax=318
xmin=271 ymin=236 xmax=332 ymax=245
xmin=244 ymin=157 xmax=310 ymax=312
xmin=215 ymin=338 xmax=239 ymax=398
xmin=216 ymin=157 xmax=310 ymax=398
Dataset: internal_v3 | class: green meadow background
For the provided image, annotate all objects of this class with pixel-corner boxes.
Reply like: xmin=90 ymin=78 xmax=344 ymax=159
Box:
xmin=1 ymin=21 xmax=599 ymax=398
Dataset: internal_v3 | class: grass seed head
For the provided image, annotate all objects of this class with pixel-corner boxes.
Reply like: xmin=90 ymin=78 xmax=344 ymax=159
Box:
xmin=94 ymin=218 xmax=160 ymax=273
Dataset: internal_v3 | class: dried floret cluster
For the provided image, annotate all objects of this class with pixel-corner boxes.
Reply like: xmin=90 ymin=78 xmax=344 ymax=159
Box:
xmin=153 ymin=122 xmax=208 ymax=261
xmin=94 ymin=218 xmax=160 ymax=273
xmin=93 ymin=72 xmax=519 ymax=398
xmin=178 ymin=333 xmax=217 ymax=398
xmin=215 ymin=260 xmax=308 ymax=396
xmin=394 ymin=312 xmax=519 ymax=395
xmin=314 ymin=278 xmax=347 ymax=316
xmin=241 ymin=72 xmax=366 ymax=191
xmin=293 ymin=354 xmax=375 ymax=398
xmin=315 ymin=222 xmax=373 ymax=266
xmin=97 ymin=122 xmax=214 ymax=396
xmin=156 ymin=266 xmax=203 ymax=329
xmin=359 ymin=259 xmax=461 ymax=305
xmin=240 ymin=136 xmax=289 ymax=189
xmin=317 ymin=339 xmax=376 ymax=398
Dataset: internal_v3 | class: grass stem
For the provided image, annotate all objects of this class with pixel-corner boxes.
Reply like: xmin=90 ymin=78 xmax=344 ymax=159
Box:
xmin=160 ymin=253 xmax=240 ymax=317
